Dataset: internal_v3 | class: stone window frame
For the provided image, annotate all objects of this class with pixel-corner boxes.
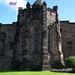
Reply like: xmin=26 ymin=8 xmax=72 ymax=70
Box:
xmin=48 ymin=25 xmax=56 ymax=55
xmin=22 ymin=27 xmax=25 ymax=50
xmin=34 ymin=27 xmax=39 ymax=53
xmin=48 ymin=29 xmax=50 ymax=53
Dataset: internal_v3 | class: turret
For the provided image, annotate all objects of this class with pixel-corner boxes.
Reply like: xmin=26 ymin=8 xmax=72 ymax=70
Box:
xmin=42 ymin=1 xmax=47 ymax=9
xmin=26 ymin=2 xmax=32 ymax=9
xmin=53 ymin=6 xmax=59 ymax=23
xmin=32 ymin=0 xmax=42 ymax=8
xmin=42 ymin=1 xmax=47 ymax=7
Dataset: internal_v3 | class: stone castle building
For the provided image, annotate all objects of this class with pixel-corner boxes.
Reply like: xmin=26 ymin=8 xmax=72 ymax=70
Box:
xmin=0 ymin=0 xmax=75 ymax=71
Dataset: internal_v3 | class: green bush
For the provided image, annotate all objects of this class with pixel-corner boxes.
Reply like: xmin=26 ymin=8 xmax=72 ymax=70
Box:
xmin=70 ymin=68 xmax=75 ymax=73
xmin=65 ymin=56 xmax=75 ymax=68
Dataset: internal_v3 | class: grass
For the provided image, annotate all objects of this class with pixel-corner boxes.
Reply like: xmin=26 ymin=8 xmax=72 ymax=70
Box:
xmin=0 ymin=70 xmax=75 ymax=75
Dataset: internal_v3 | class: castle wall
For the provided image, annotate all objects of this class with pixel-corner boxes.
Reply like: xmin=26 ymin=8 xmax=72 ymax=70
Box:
xmin=0 ymin=23 xmax=17 ymax=69
xmin=15 ymin=7 xmax=43 ymax=70
xmin=47 ymin=10 xmax=56 ymax=26
xmin=47 ymin=9 xmax=61 ymax=68
xmin=15 ymin=26 xmax=24 ymax=62
xmin=18 ymin=10 xmax=26 ymax=24
xmin=0 ymin=0 xmax=75 ymax=70
xmin=60 ymin=21 xmax=75 ymax=61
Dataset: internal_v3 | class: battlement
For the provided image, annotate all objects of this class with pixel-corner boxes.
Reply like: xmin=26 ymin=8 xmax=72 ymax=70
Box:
xmin=0 ymin=22 xmax=17 ymax=26
xmin=60 ymin=21 xmax=75 ymax=24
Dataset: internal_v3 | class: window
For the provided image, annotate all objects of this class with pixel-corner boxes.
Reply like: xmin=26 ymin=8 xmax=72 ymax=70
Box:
xmin=67 ymin=41 xmax=72 ymax=50
xmin=60 ymin=28 xmax=62 ymax=32
xmin=34 ymin=28 xmax=39 ymax=53
xmin=22 ymin=29 xmax=25 ymax=49
xmin=48 ymin=29 xmax=50 ymax=53
xmin=67 ymin=41 xmax=73 ymax=56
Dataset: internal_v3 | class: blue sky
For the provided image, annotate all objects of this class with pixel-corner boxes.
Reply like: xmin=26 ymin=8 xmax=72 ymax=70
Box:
xmin=0 ymin=0 xmax=75 ymax=24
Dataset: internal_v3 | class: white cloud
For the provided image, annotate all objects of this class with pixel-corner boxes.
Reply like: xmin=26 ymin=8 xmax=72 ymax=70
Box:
xmin=0 ymin=0 xmax=27 ymax=11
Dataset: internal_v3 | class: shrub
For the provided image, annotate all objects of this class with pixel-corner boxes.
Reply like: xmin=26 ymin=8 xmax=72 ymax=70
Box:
xmin=70 ymin=68 xmax=75 ymax=73
xmin=65 ymin=56 xmax=75 ymax=68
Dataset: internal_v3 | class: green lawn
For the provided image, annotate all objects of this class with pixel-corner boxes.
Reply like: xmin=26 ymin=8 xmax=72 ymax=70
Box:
xmin=0 ymin=70 xmax=75 ymax=75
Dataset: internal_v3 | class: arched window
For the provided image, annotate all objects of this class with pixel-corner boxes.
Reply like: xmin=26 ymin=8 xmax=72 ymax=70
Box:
xmin=48 ymin=29 xmax=50 ymax=53
xmin=34 ymin=28 xmax=39 ymax=53
xmin=22 ymin=28 xmax=26 ymax=53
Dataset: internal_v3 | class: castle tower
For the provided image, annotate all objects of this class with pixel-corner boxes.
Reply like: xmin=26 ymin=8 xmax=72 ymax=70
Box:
xmin=1 ymin=0 xmax=75 ymax=71
xmin=13 ymin=0 xmax=64 ymax=71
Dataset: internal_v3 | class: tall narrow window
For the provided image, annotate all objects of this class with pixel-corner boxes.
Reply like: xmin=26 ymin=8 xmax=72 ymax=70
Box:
xmin=34 ymin=28 xmax=39 ymax=53
xmin=22 ymin=29 xmax=24 ymax=51
xmin=48 ymin=29 xmax=50 ymax=53
xmin=22 ymin=28 xmax=27 ymax=55
xmin=48 ymin=29 xmax=53 ymax=55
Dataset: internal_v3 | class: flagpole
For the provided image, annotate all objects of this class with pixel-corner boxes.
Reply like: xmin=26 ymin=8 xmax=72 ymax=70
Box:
xmin=16 ymin=1 xmax=17 ymax=21
xmin=9 ymin=1 xmax=18 ymax=21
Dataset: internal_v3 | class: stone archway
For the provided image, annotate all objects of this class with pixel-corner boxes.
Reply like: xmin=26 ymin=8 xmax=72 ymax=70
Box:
xmin=48 ymin=24 xmax=65 ymax=68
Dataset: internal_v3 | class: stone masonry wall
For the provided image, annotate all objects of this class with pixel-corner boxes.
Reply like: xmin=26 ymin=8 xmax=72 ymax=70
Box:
xmin=15 ymin=6 xmax=43 ymax=70
xmin=47 ymin=11 xmax=56 ymax=26
xmin=60 ymin=21 xmax=75 ymax=61
xmin=47 ymin=9 xmax=61 ymax=68
xmin=0 ymin=0 xmax=75 ymax=70
xmin=0 ymin=23 xmax=17 ymax=69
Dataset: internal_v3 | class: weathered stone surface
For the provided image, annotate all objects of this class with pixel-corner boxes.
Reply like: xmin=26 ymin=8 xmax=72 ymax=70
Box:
xmin=0 ymin=23 xmax=17 ymax=69
xmin=60 ymin=21 xmax=75 ymax=61
xmin=0 ymin=0 xmax=75 ymax=71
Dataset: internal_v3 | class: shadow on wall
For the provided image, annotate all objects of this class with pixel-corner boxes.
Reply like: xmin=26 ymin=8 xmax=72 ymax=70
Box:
xmin=11 ymin=60 xmax=42 ymax=71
